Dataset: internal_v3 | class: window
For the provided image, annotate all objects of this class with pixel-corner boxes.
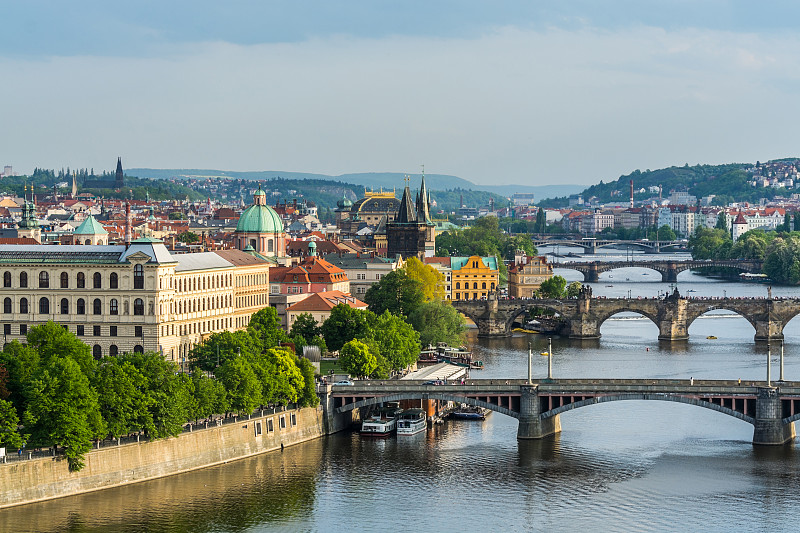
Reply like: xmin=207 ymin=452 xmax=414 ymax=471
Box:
xmin=110 ymin=299 xmax=118 ymax=315
xmin=3 ymin=324 xmax=9 ymax=335
xmin=39 ymin=297 xmax=49 ymax=314
xmin=135 ymin=325 xmax=143 ymax=337
xmin=267 ymin=418 xmax=274 ymax=432
xmin=255 ymin=421 xmax=263 ymax=437
xmin=3 ymin=298 xmax=10 ymax=314
xmin=93 ymin=298 xmax=102 ymax=315
xmin=291 ymin=413 xmax=297 ymax=426
xmin=134 ymin=345 xmax=144 ymax=353
xmin=110 ymin=272 xmax=118 ymax=289
xmin=279 ymin=415 xmax=286 ymax=429
xmin=19 ymin=298 xmax=27 ymax=314
xmin=77 ymin=272 xmax=85 ymax=288
xmin=134 ymin=298 xmax=144 ymax=315
xmin=19 ymin=324 xmax=27 ymax=335
xmin=93 ymin=272 xmax=102 ymax=289
xmin=134 ymin=264 xmax=144 ymax=289
xmin=473 ymin=282 xmax=478 ymax=289
xmin=482 ymin=282 xmax=486 ymax=289
xmin=110 ymin=325 xmax=117 ymax=337
xmin=455 ymin=282 xmax=460 ymax=290
xmin=60 ymin=272 xmax=69 ymax=288
xmin=92 ymin=345 xmax=102 ymax=359
xmin=77 ymin=325 xmax=84 ymax=336
xmin=2 ymin=271 xmax=9 ymax=288
xmin=93 ymin=325 xmax=101 ymax=336
xmin=109 ymin=345 xmax=118 ymax=357
xmin=39 ymin=271 xmax=49 ymax=288
xmin=76 ymin=298 xmax=85 ymax=315
xmin=19 ymin=272 xmax=27 ymax=288
xmin=60 ymin=298 xmax=69 ymax=315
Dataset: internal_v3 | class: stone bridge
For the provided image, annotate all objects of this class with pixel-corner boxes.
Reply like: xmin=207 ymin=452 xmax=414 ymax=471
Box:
xmin=555 ymin=259 xmax=763 ymax=282
xmin=532 ymin=238 xmax=687 ymax=254
xmin=320 ymin=379 xmax=800 ymax=445
xmin=451 ymin=292 xmax=800 ymax=341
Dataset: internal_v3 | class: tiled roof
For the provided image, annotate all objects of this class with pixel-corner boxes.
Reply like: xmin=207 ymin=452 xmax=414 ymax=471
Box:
xmin=286 ymin=290 xmax=367 ymax=312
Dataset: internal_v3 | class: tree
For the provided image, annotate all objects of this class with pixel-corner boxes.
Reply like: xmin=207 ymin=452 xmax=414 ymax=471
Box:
xmin=23 ymin=356 xmax=106 ymax=471
xmin=216 ymin=356 xmax=262 ymax=415
xmin=535 ymin=207 xmax=546 ymax=233
xmin=295 ymin=357 xmax=319 ymax=407
xmin=648 ymin=225 xmax=677 ymax=241
xmin=0 ymin=398 xmax=24 ymax=450
xmin=408 ymin=300 xmax=466 ymax=347
xmin=362 ymin=311 xmax=420 ymax=371
xmin=715 ymin=212 xmax=728 ymax=232
xmin=537 ymin=275 xmax=568 ymax=298
xmin=321 ymin=304 xmax=370 ymax=352
xmin=364 ymin=269 xmax=425 ymax=317
xmin=566 ymin=281 xmax=583 ymax=298
xmin=689 ymin=227 xmax=732 ymax=260
xmin=339 ymin=340 xmax=377 ymax=378
xmin=190 ymin=330 xmax=261 ymax=372
xmin=192 ymin=373 xmax=229 ymax=420
xmin=404 ymin=257 xmax=446 ymax=302
xmin=258 ymin=347 xmax=305 ymax=405
xmin=248 ymin=307 xmax=288 ymax=350
xmin=795 ymin=213 xmax=800 ymax=232
xmin=168 ymin=212 xmax=187 ymax=220
xmin=177 ymin=231 xmax=199 ymax=243
xmin=93 ymin=358 xmax=152 ymax=439
xmin=26 ymin=321 xmax=95 ymax=377
xmin=289 ymin=313 xmax=320 ymax=344
xmin=783 ymin=212 xmax=792 ymax=233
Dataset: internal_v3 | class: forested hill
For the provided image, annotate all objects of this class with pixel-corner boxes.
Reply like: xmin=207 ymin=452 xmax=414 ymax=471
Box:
xmin=539 ymin=160 xmax=799 ymax=207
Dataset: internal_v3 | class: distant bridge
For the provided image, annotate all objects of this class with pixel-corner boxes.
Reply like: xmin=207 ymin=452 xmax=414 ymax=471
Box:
xmin=320 ymin=379 xmax=799 ymax=445
xmin=532 ymin=238 xmax=687 ymax=254
xmin=452 ymin=292 xmax=799 ymax=341
xmin=554 ymin=259 xmax=763 ymax=282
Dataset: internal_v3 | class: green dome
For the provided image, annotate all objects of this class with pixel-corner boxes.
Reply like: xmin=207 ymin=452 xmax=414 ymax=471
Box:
xmin=235 ymin=204 xmax=284 ymax=233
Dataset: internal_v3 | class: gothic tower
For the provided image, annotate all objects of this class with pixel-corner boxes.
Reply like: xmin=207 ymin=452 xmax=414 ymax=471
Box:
xmin=115 ymin=157 xmax=124 ymax=189
xmin=386 ymin=174 xmax=436 ymax=260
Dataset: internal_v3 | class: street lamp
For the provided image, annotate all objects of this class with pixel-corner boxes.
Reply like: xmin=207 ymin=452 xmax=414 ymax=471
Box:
xmin=767 ymin=343 xmax=772 ymax=387
xmin=547 ymin=337 xmax=553 ymax=381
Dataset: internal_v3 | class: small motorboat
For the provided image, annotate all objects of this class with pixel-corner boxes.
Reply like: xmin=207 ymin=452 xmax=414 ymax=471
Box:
xmin=706 ymin=335 xmax=717 ymax=340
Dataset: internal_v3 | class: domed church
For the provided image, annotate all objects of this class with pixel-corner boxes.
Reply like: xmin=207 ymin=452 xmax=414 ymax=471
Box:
xmin=234 ymin=185 xmax=287 ymax=257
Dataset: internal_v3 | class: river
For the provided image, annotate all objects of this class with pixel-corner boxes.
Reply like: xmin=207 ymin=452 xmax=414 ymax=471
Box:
xmin=3 ymin=250 xmax=800 ymax=532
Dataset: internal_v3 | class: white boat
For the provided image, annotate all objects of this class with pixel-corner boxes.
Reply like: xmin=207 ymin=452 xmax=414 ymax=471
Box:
xmin=360 ymin=407 xmax=402 ymax=437
xmin=396 ymin=408 xmax=427 ymax=436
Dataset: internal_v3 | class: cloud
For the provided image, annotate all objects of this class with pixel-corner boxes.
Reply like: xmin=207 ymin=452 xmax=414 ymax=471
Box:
xmin=1 ymin=24 xmax=799 ymax=186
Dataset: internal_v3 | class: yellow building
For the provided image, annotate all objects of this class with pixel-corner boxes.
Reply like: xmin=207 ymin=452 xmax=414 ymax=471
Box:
xmin=507 ymin=255 xmax=553 ymax=298
xmin=450 ymin=255 xmax=499 ymax=300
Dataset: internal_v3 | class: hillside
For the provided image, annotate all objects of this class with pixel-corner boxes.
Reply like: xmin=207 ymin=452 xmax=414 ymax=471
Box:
xmin=539 ymin=159 xmax=800 ymax=207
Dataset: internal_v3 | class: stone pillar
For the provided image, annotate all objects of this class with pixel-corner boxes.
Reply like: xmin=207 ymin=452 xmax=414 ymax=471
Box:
xmin=753 ymin=320 xmax=784 ymax=342
xmin=476 ymin=297 xmax=511 ymax=337
xmin=518 ymin=386 xmax=561 ymax=439
xmin=586 ymin=264 xmax=600 ymax=283
xmin=657 ymin=297 xmax=689 ymax=341
xmin=752 ymin=387 xmax=795 ymax=445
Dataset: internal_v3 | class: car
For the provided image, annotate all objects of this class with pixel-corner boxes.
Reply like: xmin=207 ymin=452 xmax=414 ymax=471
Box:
xmin=423 ymin=379 xmax=442 ymax=385
xmin=333 ymin=380 xmax=354 ymax=386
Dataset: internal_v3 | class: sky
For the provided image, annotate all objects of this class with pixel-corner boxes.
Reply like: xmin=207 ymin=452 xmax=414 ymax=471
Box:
xmin=2 ymin=1 xmax=800 ymax=186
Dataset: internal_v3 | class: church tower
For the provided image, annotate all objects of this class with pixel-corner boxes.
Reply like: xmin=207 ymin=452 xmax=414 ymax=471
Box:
xmin=115 ymin=157 xmax=124 ymax=189
xmin=386 ymin=174 xmax=436 ymax=260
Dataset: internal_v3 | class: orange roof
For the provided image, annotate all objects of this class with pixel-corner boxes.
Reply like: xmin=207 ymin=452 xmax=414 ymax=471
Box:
xmin=286 ymin=290 xmax=367 ymax=313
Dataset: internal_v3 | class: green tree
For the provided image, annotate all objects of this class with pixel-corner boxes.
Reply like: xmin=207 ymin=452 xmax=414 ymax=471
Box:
xmin=26 ymin=321 xmax=95 ymax=377
xmin=715 ymin=212 xmax=728 ymax=232
xmin=537 ymin=275 xmax=568 ymax=298
xmin=190 ymin=330 xmax=261 ymax=372
xmin=566 ymin=281 xmax=583 ymax=298
xmin=362 ymin=311 xmax=420 ymax=371
xmin=408 ymin=300 xmax=466 ymax=347
xmin=216 ymin=356 xmax=262 ymax=415
xmin=258 ymin=347 xmax=305 ymax=405
xmin=248 ymin=306 xmax=288 ymax=350
xmin=289 ymin=313 xmax=321 ymax=344
xmin=320 ymin=304 xmax=371 ymax=351
xmin=192 ymin=373 xmax=229 ymax=420
xmin=0 ymin=398 xmax=24 ymax=450
xmin=363 ymin=269 xmax=424 ymax=317
xmin=93 ymin=358 xmax=152 ymax=439
xmin=24 ymin=356 xmax=106 ymax=471
xmin=535 ymin=207 xmax=546 ymax=233
xmin=404 ymin=257 xmax=446 ymax=302
xmin=177 ymin=231 xmax=199 ymax=243
xmin=729 ymin=231 xmax=769 ymax=260
xmin=295 ymin=357 xmax=319 ymax=407
xmin=339 ymin=339 xmax=377 ymax=378
xmin=648 ymin=225 xmax=677 ymax=241
xmin=689 ymin=227 xmax=732 ymax=260
xmin=794 ymin=213 xmax=800 ymax=232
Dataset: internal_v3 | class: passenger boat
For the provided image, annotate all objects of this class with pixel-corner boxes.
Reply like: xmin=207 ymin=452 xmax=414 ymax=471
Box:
xmin=396 ymin=408 xmax=427 ymax=436
xmin=360 ymin=407 xmax=402 ymax=437
xmin=418 ymin=343 xmax=483 ymax=369
xmin=450 ymin=405 xmax=488 ymax=420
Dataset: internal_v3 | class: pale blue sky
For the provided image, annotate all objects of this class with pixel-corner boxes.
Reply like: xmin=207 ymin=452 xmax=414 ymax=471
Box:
xmin=2 ymin=1 xmax=799 ymax=185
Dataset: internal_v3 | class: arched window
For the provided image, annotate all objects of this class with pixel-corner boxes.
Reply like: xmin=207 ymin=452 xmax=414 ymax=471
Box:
xmin=93 ymin=298 xmax=102 ymax=315
xmin=455 ymin=282 xmax=460 ymax=289
xmin=109 ymin=345 xmax=118 ymax=357
xmin=491 ymin=282 xmax=495 ymax=290
xmin=19 ymin=298 xmax=28 ymax=314
xmin=76 ymin=298 xmax=85 ymax=315
xmin=482 ymin=282 xmax=486 ymax=289
xmin=93 ymin=272 xmax=102 ymax=289
xmin=110 ymin=272 xmax=118 ymax=289
xmin=60 ymin=272 xmax=69 ymax=288
xmin=2 ymin=271 xmax=10 ymax=288
xmin=92 ymin=345 xmax=102 ymax=359
xmin=110 ymin=299 xmax=118 ymax=315
xmin=19 ymin=272 xmax=27 ymax=288
xmin=473 ymin=282 xmax=478 ymax=290
xmin=60 ymin=298 xmax=69 ymax=315
xmin=39 ymin=297 xmax=49 ymax=314
xmin=134 ymin=345 xmax=144 ymax=353
xmin=85 ymin=239 xmax=91 ymax=246
xmin=77 ymin=272 xmax=85 ymax=288
xmin=134 ymin=298 xmax=144 ymax=315
xmin=3 ymin=298 xmax=10 ymax=314
xmin=39 ymin=271 xmax=49 ymax=288
xmin=134 ymin=264 xmax=144 ymax=289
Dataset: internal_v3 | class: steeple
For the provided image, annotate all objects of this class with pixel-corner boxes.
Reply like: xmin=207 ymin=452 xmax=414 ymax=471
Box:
xmin=115 ymin=157 xmax=124 ymax=188
xmin=416 ymin=171 xmax=431 ymax=224
xmin=396 ymin=177 xmax=417 ymax=224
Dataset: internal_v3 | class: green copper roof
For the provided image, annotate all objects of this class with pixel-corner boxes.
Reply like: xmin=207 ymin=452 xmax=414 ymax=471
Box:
xmin=130 ymin=236 xmax=163 ymax=243
xmin=73 ymin=215 xmax=108 ymax=235
xmin=235 ymin=204 xmax=283 ymax=233
xmin=451 ymin=256 xmax=499 ymax=271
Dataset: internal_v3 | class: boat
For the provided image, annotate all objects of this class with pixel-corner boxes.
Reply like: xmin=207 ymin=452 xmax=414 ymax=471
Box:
xmin=706 ymin=335 xmax=717 ymax=340
xmin=605 ymin=285 xmax=614 ymax=287
xmin=451 ymin=405 xmax=488 ymax=420
xmin=419 ymin=342 xmax=484 ymax=369
xmin=396 ymin=408 xmax=427 ymax=436
xmin=360 ymin=406 xmax=402 ymax=437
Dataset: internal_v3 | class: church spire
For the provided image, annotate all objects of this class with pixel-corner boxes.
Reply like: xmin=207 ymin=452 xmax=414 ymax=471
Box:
xmin=396 ymin=175 xmax=417 ymax=224
xmin=115 ymin=157 xmax=124 ymax=188
xmin=416 ymin=170 xmax=431 ymax=224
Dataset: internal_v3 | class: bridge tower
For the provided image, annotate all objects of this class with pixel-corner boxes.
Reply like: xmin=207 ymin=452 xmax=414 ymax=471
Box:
xmin=517 ymin=386 xmax=561 ymax=439
xmin=753 ymin=388 xmax=796 ymax=445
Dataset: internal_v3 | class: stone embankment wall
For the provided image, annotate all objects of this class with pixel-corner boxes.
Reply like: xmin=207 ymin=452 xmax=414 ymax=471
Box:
xmin=0 ymin=405 xmax=353 ymax=509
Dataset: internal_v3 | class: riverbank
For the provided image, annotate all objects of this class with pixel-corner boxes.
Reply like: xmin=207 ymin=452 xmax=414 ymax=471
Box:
xmin=0 ymin=404 xmax=353 ymax=509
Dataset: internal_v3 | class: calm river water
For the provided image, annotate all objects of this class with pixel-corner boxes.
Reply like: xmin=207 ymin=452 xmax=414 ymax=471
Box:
xmin=4 ymin=250 xmax=800 ymax=532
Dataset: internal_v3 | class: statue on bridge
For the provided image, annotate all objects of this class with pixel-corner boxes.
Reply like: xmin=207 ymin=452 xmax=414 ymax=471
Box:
xmin=578 ymin=284 xmax=592 ymax=299
xmin=666 ymin=287 xmax=681 ymax=300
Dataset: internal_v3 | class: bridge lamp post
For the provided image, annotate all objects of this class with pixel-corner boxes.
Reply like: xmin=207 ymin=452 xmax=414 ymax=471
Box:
xmin=781 ymin=341 xmax=785 ymax=382
xmin=767 ymin=343 xmax=772 ymax=387
xmin=547 ymin=337 xmax=553 ymax=381
xmin=528 ymin=343 xmax=532 ymax=385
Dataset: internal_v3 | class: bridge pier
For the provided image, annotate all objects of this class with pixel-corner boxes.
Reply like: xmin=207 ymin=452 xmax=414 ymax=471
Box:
xmin=660 ymin=267 xmax=678 ymax=283
xmin=585 ymin=264 xmax=599 ymax=283
xmin=753 ymin=320 xmax=784 ymax=343
xmin=517 ymin=386 xmax=561 ymax=439
xmin=753 ymin=388 xmax=796 ymax=445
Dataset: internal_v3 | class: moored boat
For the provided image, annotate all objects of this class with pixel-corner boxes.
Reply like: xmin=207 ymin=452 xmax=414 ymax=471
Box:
xmin=451 ymin=405 xmax=488 ymax=420
xmin=360 ymin=407 xmax=402 ymax=437
xmin=396 ymin=408 xmax=427 ymax=436
xmin=419 ymin=342 xmax=483 ymax=369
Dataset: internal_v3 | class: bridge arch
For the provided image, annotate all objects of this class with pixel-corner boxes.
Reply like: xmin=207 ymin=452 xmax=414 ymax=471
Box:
xmin=542 ymin=394 xmax=755 ymax=425
xmin=504 ymin=303 xmax=567 ymax=331
xmin=594 ymin=307 xmax=661 ymax=332
xmin=685 ymin=306 xmax=758 ymax=333
xmin=333 ymin=393 xmax=520 ymax=419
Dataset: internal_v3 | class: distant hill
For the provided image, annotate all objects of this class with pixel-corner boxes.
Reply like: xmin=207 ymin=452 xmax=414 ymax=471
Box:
xmin=126 ymin=168 xmax=583 ymax=201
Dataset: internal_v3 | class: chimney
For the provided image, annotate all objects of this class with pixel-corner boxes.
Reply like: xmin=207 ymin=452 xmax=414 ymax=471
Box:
xmin=630 ymin=179 xmax=634 ymax=209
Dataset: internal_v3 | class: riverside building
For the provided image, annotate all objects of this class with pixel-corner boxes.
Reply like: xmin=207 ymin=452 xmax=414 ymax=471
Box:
xmin=0 ymin=238 xmax=270 ymax=368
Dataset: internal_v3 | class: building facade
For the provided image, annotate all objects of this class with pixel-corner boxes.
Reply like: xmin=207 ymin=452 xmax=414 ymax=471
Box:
xmin=507 ymin=255 xmax=553 ymax=298
xmin=450 ymin=255 xmax=499 ymax=301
